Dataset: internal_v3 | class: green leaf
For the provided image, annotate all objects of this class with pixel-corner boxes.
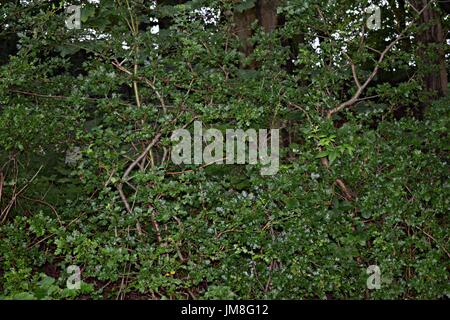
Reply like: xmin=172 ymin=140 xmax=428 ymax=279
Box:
xmin=329 ymin=151 xmax=338 ymax=164
xmin=361 ymin=210 xmax=372 ymax=219
xmin=315 ymin=151 xmax=329 ymax=158
xmin=81 ymin=5 xmax=96 ymax=23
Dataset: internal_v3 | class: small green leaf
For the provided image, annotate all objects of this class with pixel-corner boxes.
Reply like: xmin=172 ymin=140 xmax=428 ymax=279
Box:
xmin=316 ymin=151 xmax=329 ymax=158
xmin=329 ymin=151 xmax=338 ymax=164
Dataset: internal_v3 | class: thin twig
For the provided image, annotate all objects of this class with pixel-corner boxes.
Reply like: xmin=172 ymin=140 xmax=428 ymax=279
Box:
xmin=0 ymin=165 xmax=43 ymax=223
xmin=417 ymin=227 xmax=450 ymax=259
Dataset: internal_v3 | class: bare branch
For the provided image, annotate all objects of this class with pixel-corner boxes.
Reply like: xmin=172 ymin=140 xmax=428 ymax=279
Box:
xmin=344 ymin=53 xmax=362 ymax=89
xmin=117 ymin=131 xmax=163 ymax=216
xmin=1 ymin=166 xmax=43 ymax=224
xmin=112 ymin=60 xmax=167 ymax=112
xmin=327 ymin=0 xmax=435 ymax=119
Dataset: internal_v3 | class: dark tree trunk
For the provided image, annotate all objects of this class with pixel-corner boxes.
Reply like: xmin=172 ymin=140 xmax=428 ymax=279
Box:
xmin=232 ymin=0 xmax=279 ymax=68
xmin=257 ymin=0 xmax=279 ymax=33
xmin=413 ymin=0 xmax=448 ymax=98
xmin=233 ymin=7 xmax=258 ymax=58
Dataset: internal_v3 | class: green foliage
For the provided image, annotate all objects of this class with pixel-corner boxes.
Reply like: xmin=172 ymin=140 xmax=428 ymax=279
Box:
xmin=1 ymin=97 xmax=448 ymax=299
xmin=0 ymin=0 xmax=448 ymax=300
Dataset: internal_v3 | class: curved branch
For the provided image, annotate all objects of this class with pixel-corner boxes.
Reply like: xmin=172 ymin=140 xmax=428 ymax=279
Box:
xmin=327 ymin=0 xmax=435 ymax=119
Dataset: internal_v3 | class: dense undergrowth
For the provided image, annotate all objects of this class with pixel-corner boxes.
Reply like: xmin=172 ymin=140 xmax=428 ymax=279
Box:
xmin=0 ymin=0 xmax=449 ymax=300
xmin=1 ymin=97 xmax=448 ymax=300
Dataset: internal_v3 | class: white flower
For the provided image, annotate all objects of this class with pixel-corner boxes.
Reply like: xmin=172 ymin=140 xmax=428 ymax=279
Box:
xmin=216 ymin=207 xmax=224 ymax=213
xmin=311 ymin=173 xmax=320 ymax=180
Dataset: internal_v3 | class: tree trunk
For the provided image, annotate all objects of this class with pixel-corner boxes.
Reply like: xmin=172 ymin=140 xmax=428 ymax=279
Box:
xmin=232 ymin=0 xmax=279 ymax=68
xmin=233 ymin=7 xmax=258 ymax=58
xmin=257 ymin=0 xmax=279 ymax=33
xmin=413 ymin=0 xmax=448 ymax=98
